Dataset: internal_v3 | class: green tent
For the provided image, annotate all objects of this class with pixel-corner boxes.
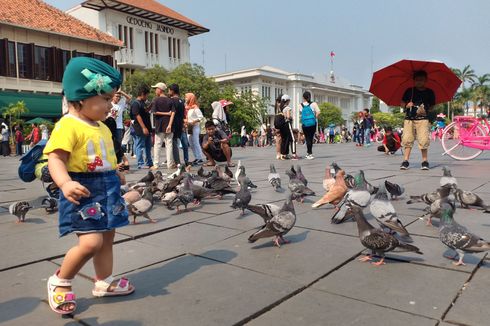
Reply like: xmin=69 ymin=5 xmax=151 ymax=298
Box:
xmin=0 ymin=92 xmax=62 ymax=118
xmin=25 ymin=117 xmax=53 ymax=125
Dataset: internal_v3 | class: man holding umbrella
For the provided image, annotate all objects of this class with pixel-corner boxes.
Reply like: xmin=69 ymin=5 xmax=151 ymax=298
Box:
xmin=400 ymin=70 xmax=435 ymax=170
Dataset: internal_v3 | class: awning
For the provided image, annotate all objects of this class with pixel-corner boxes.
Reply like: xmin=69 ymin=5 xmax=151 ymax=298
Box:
xmin=0 ymin=92 xmax=62 ymax=118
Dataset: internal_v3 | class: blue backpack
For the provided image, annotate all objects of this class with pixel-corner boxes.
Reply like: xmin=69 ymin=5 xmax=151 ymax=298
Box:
xmin=18 ymin=139 xmax=48 ymax=182
xmin=301 ymin=103 xmax=316 ymax=127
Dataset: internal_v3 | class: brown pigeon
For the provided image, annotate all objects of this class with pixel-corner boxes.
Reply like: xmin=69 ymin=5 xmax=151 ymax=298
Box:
xmin=313 ymin=170 xmax=348 ymax=208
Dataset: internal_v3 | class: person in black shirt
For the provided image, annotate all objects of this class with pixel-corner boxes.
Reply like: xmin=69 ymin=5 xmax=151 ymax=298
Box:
xmin=131 ymin=85 xmax=153 ymax=169
xmin=400 ymin=70 xmax=435 ymax=171
xmin=201 ymin=121 xmax=234 ymax=167
xmin=151 ymin=82 xmax=175 ymax=169
xmin=168 ymin=84 xmax=190 ymax=166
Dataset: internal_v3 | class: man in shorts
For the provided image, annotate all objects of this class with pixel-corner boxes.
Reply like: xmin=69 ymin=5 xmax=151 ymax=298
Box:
xmin=400 ymin=70 xmax=435 ymax=170
xmin=201 ymin=121 xmax=234 ymax=167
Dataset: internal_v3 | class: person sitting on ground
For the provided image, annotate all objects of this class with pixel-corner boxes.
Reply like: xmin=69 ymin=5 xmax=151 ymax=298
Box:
xmin=377 ymin=126 xmax=401 ymax=155
xmin=202 ymin=120 xmax=234 ymax=167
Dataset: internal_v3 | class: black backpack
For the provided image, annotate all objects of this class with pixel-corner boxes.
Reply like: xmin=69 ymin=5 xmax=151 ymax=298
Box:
xmin=274 ymin=114 xmax=286 ymax=130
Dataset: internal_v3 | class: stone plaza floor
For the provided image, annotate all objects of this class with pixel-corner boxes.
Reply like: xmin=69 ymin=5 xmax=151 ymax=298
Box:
xmin=1 ymin=141 xmax=489 ymax=326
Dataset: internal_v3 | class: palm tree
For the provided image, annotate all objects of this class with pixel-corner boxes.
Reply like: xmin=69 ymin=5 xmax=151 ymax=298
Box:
xmin=453 ymin=65 xmax=477 ymax=90
xmin=470 ymin=74 xmax=490 ymax=116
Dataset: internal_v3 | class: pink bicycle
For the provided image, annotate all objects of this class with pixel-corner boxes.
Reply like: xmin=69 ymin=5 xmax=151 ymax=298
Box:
xmin=441 ymin=115 xmax=490 ymax=160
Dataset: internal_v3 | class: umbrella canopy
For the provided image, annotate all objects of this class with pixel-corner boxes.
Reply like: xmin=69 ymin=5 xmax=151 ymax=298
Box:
xmin=25 ymin=117 xmax=53 ymax=125
xmin=369 ymin=59 xmax=461 ymax=106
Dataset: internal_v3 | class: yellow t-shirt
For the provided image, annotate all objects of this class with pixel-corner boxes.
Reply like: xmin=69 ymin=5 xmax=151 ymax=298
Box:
xmin=44 ymin=115 xmax=117 ymax=172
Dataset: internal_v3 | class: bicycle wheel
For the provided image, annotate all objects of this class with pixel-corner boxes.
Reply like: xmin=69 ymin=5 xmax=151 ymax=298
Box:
xmin=441 ymin=122 xmax=485 ymax=160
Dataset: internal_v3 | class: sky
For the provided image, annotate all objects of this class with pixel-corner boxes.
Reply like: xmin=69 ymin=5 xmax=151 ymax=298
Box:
xmin=46 ymin=0 xmax=490 ymax=89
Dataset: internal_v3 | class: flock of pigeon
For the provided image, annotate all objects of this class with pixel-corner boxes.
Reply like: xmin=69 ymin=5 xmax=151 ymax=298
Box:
xmin=7 ymin=160 xmax=490 ymax=266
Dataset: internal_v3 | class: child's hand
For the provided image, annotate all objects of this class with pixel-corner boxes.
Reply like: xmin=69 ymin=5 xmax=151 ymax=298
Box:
xmin=61 ymin=181 xmax=90 ymax=205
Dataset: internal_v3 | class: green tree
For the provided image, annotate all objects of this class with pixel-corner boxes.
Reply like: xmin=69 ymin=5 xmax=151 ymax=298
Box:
xmin=1 ymin=101 xmax=29 ymax=144
xmin=224 ymin=89 xmax=267 ymax=133
xmin=452 ymin=65 xmax=476 ymax=90
xmin=318 ymin=102 xmax=344 ymax=129
xmin=124 ymin=65 xmax=169 ymax=97
xmin=372 ymin=112 xmax=404 ymax=128
xmin=470 ymin=74 xmax=490 ymax=116
xmin=370 ymin=97 xmax=380 ymax=113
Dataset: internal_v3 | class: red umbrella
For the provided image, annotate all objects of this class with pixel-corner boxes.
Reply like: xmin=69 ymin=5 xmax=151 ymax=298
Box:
xmin=369 ymin=59 xmax=461 ymax=106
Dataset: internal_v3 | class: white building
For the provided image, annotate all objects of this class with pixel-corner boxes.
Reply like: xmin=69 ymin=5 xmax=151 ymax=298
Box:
xmin=67 ymin=0 xmax=209 ymax=79
xmin=213 ymin=66 xmax=372 ymax=129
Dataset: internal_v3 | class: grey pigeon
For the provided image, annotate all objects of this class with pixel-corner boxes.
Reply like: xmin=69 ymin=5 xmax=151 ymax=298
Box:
xmin=216 ymin=165 xmax=232 ymax=183
xmin=246 ymin=203 xmax=280 ymax=221
xmin=454 ymin=189 xmax=489 ymax=212
xmin=166 ymin=176 xmax=195 ymax=212
xmin=168 ymin=164 xmax=185 ymax=179
xmin=427 ymin=184 xmax=457 ymax=226
xmin=384 ymin=180 xmax=405 ymax=200
xmin=369 ymin=182 xmax=412 ymax=241
xmin=127 ymin=188 xmax=155 ymax=224
xmin=439 ymin=201 xmax=490 ymax=266
xmin=190 ymin=182 xmax=218 ymax=205
xmin=231 ymin=179 xmax=252 ymax=215
xmin=197 ymin=166 xmax=211 ymax=178
xmin=206 ymin=171 xmax=237 ymax=197
xmin=349 ymin=204 xmax=422 ymax=266
xmin=285 ymin=169 xmax=315 ymax=202
xmin=331 ymin=171 xmax=372 ymax=224
xmin=268 ymin=164 xmax=281 ymax=191
xmin=237 ymin=165 xmax=257 ymax=189
xmin=248 ymin=193 xmax=296 ymax=247
xmin=224 ymin=165 xmax=234 ymax=179
xmin=406 ymin=190 xmax=440 ymax=205
xmin=295 ymin=165 xmax=308 ymax=186
xmin=440 ymin=166 xmax=458 ymax=187
xmin=41 ymin=197 xmax=58 ymax=213
xmin=9 ymin=201 xmax=32 ymax=223
xmin=360 ymin=170 xmax=378 ymax=195
xmin=138 ymin=171 xmax=155 ymax=184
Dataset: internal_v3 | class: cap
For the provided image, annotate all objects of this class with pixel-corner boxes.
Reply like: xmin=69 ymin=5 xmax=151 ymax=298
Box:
xmin=151 ymin=82 xmax=167 ymax=90
xmin=281 ymin=94 xmax=291 ymax=101
xmin=219 ymin=99 xmax=233 ymax=107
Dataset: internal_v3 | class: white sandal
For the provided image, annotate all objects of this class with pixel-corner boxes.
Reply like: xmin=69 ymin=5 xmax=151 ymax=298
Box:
xmin=92 ymin=275 xmax=135 ymax=297
xmin=47 ymin=270 xmax=77 ymax=315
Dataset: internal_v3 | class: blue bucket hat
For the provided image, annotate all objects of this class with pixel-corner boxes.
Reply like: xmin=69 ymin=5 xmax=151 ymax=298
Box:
xmin=62 ymin=57 xmax=122 ymax=101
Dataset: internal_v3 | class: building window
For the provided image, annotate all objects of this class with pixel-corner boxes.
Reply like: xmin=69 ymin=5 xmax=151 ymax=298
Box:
xmin=129 ymin=27 xmax=134 ymax=50
xmin=172 ymin=38 xmax=176 ymax=58
xmin=177 ymin=39 xmax=181 ymax=59
xmin=123 ymin=26 xmax=128 ymax=47
xmin=168 ymin=37 xmax=172 ymax=57
xmin=17 ymin=43 xmax=32 ymax=79
xmin=154 ymin=33 xmax=158 ymax=55
xmin=261 ymin=86 xmax=270 ymax=99
xmin=34 ymin=46 xmax=51 ymax=80
xmin=56 ymin=49 xmax=71 ymax=82
xmin=145 ymin=31 xmax=149 ymax=53
xmin=118 ymin=25 xmax=123 ymax=42
xmin=7 ymin=41 xmax=16 ymax=77
xmin=149 ymin=32 xmax=154 ymax=53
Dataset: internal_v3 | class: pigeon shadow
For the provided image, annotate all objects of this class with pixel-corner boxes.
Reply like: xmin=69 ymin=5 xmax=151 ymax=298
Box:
xmin=0 ymin=297 xmax=40 ymax=324
xmin=251 ymin=230 xmax=310 ymax=249
xmin=24 ymin=217 xmax=46 ymax=224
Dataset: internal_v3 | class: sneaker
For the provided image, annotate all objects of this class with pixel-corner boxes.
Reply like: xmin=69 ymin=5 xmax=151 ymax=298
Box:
xmin=291 ymin=155 xmax=299 ymax=161
xmin=420 ymin=161 xmax=430 ymax=170
xmin=150 ymin=165 xmax=159 ymax=170
xmin=400 ymin=161 xmax=409 ymax=170
xmin=306 ymin=154 xmax=314 ymax=160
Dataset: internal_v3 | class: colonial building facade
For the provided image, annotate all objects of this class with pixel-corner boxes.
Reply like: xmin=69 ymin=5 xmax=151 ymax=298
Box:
xmin=213 ymin=66 xmax=372 ymax=129
xmin=67 ymin=0 xmax=209 ymax=79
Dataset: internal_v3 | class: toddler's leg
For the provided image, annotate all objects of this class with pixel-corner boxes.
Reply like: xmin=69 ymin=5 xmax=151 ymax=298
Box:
xmin=93 ymin=230 xmax=115 ymax=281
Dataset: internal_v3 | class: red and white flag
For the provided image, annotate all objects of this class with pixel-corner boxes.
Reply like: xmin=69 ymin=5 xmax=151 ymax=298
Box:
xmin=330 ymin=51 xmax=335 ymax=58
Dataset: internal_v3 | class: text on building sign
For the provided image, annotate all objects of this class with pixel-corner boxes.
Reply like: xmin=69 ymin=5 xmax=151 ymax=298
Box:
xmin=126 ymin=16 xmax=174 ymax=34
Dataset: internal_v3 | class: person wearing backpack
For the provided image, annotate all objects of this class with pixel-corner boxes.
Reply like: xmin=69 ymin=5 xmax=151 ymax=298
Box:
xmin=300 ymin=91 xmax=320 ymax=159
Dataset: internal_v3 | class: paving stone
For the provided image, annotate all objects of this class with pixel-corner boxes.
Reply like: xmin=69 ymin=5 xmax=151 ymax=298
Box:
xmin=247 ymin=288 xmax=437 ymax=326
xmin=75 ymin=254 xmax=300 ymax=326
xmin=197 ymin=210 xmax=265 ymax=231
xmin=196 ymin=228 xmax=363 ymax=284
xmin=0 ymin=261 xmax=84 ymax=326
xmin=444 ymin=264 xmax=490 ymax=326
xmin=312 ymin=258 xmax=469 ymax=319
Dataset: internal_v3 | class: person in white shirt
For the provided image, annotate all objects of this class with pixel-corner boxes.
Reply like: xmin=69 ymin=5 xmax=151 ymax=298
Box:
xmin=111 ymin=90 xmax=132 ymax=143
xmin=259 ymin=122 xmax=267 ymax=147
xmin=185 ymin=92 xmax=204 ymax=164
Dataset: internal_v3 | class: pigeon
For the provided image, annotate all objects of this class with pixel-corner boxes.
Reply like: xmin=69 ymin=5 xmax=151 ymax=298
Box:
xmin=323 ymin=165 xmax=335 ymax=192
xmin=231 ymin=179 xmax=252 ymax=215
xmin=312 ymin=169 xmax=348 ymax=208
xmin=224 ymin=165 xmax=234 ymax=179
xmin=9 ymin=201 xmax=32 ymax=223
xmin=454 ymin=189 xmax=489 ymax=212
xmin=197 ymin=166 xmax=211 ymax=178
xmin=384 ymin=180 xmax=405 ymax=200
xmin=427 ymin=184 xmax=457 ymax=226
xmin=234 ymin=160 xmax=242 ymax=182
xmin=127 ymin=188 xmax=156 ymax=224
xmin=41 ymin=197 xmax=58 ymax=213
xmin=161 ymin=174 xmax=185 ymax=195
xmin=160 ymin=191 xmax=178 ymax=204
xmin=295 ymin=165 xmax=308 ymax=186
xmin=246 ymin=203 xmax=280 ymax=221
xmin=237 ymin=165 xmax=257 ymax=189
xmin=190 ymin=182 xmax=218 ymax=205
xmin=285 ymin=169 xmax=315 ymax=202
xmin=138 ymin=171 xmax=155 ymax=184
xmin=166 ymin=176 xmax=195 ymax=212
xmin=331 ymin=171 xmax=372 ymax=224
xmin=206 ymin=171 xmax=237 ymax=197
xmin=440 ymin=166 xmax=458 ymax=187
xmin=154 ymin=170 xmax=164 ymax=182
xmin=360 ymin=170 xmax=378 ymax=195
xmin=268 ymin=164 xmax=281 ymax=191
xmin=168 ymin=164 xmax=185 ymax=179
xmin=348 ymin=204 xmax=422 ymax=266
xmin=406 ymin=190 xmax=440 ymax=205
xmin=439 ymin=201 xmax=490 ymax=266
xmin=331 ymin=162 xmax=354 ymax=188
xmin=216 ymin=165 xmax=232 ymax=183
xmin=248 ymin=193 xmax=296 ymax=247
xmin=369 ymin=182 xmax=412 ymax=241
